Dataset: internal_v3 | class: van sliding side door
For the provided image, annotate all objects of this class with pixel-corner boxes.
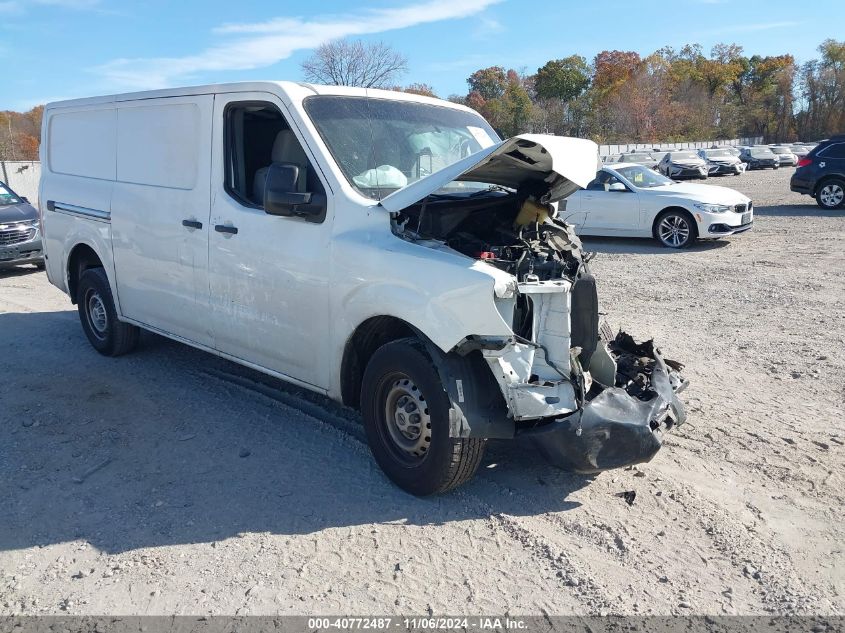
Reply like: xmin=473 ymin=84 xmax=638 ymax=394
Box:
xmin=110 ymin=95 xmax=214 ymax=346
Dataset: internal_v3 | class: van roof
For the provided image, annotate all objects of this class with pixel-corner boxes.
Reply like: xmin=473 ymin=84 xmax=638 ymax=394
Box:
xmin=44 ymin=80 xmax=476 ymax=114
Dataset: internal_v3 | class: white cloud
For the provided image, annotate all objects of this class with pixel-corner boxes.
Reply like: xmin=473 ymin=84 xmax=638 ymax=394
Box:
xmin=94 ymin=0 xmax=502 ymax=90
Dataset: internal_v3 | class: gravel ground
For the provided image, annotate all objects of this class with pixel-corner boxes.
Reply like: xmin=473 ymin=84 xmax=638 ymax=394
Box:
xmin=0 ymin=167 xmax=842 ymax=616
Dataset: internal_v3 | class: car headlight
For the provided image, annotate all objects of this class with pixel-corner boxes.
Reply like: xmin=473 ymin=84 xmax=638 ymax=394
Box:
xmin=694 ymin=203 xmax=732 ymax=213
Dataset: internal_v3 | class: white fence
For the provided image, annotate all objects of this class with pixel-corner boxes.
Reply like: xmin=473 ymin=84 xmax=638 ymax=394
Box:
xmin=1 ymin=161 xmax=41 ymax=205
xmin=599 ymin=137 xmax=764 ymax=157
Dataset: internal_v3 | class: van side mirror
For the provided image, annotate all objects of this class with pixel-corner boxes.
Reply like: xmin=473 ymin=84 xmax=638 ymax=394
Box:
xmin=264 ymin=163 xmax=326 ymax=221
xmin=608 ymin=182 xmax=627 ymax=192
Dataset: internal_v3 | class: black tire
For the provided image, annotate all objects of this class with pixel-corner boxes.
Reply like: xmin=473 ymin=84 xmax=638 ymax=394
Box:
xmin=815 ymin=178 xmax=845 ymax=210
xmin=77 ymin=267 xmax=139 ymax=356
xmin=361 ymin=338 xmax=486 ymax=496
xmin=654 ymin=209 xmax=697 ymax=248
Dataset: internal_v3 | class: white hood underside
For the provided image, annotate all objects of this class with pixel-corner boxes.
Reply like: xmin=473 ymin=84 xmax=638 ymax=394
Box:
xmin=378 ymin=134 xmax=600 ymax=214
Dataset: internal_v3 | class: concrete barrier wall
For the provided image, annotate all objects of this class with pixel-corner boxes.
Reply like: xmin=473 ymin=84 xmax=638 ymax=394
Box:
xmin=0 ymin=161 xmax=41 ymax=205
xmin=599 ymin=137 xmax=764 ymax=157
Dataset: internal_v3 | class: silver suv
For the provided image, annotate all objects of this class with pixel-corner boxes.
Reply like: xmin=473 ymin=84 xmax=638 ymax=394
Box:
xmin=0 ymin=181 xmax=43 ymax=270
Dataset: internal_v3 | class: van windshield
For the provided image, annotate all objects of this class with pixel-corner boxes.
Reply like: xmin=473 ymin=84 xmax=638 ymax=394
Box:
xmin=304 ymin=95 xmax=501 ymax=200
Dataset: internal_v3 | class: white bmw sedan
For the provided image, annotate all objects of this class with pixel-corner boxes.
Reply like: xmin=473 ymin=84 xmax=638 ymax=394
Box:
xmin=565 ymin=164 xmax=753 ymax=248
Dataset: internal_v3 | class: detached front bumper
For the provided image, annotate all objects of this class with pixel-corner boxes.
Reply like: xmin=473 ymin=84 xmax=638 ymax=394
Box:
xmin=520 ymin=352 xmax=687 ymax=473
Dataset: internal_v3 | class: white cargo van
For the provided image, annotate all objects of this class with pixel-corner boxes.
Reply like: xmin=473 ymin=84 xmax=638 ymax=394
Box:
xmin=40 ymin=81 xmax=687 ymax=495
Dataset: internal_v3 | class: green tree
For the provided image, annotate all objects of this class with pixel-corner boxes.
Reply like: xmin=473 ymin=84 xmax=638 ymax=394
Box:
xmin=467 ymin=66 xmax=508 ymax=100
xmin=534 ymin=56 xmax=590 ymax=101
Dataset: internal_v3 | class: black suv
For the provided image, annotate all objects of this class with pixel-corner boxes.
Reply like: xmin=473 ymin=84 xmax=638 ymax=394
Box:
xmin=790 ymin=135 xmax=845 ymax=209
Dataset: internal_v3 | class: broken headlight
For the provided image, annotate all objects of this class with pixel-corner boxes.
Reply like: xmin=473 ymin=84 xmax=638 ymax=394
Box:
xmin=694 ymin=203 xmax=731 ymax=213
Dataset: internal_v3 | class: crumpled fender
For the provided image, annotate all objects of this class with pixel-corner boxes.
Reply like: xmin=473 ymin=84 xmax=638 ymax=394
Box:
xmin=421 ymin=339 xmax=515 ymax=440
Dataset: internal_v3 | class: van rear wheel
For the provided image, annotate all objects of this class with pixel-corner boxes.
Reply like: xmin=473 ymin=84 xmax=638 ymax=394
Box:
xmin=77 ymin=268 xmax=139 ymax=356
xmin=361 ymin=338 xmax=485 ymax=496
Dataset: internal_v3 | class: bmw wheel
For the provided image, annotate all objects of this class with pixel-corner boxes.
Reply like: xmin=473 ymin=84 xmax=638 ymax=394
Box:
xmin=655 ymin=210 xmax=697 ymax=249
xmin=816 ymin=179 xmax=845 ymax=210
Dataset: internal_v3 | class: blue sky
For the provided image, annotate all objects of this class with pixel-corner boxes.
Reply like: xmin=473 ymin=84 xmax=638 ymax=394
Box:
xmin=1 ymin=0 xmax=843 ymax=110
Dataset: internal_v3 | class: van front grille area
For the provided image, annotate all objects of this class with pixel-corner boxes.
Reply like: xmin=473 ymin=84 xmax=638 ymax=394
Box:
xmin=0 ymin=225 xmax=35 ymax=246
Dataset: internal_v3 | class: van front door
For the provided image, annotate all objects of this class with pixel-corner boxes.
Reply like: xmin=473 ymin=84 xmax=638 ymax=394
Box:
xmin=208 ymin=94 xmax=332 ymax=390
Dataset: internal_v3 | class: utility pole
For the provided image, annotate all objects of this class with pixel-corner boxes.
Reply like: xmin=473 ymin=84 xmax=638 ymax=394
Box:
xmin=7 ymin=117 xmax=16 ymax=161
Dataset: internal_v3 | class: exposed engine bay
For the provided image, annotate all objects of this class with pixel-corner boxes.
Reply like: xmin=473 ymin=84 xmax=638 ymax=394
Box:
xmin=391 ymin=189 xmax=585 ymax=285
xmin=391 ymin=188 xmax=689 ymax=472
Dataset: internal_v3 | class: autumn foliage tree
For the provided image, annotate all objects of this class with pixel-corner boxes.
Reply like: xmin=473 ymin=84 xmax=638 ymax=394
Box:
xmin=0 ymin=106 xmax=42 ymax=161
xmin=452 ymin=40 xmax=836 ymax=144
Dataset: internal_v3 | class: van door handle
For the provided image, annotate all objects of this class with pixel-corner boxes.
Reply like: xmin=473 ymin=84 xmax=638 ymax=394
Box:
xmin=182 ymin=219 xmax=203 ymax=229
xmin=214 ymin=224 xmax=238 ymax=235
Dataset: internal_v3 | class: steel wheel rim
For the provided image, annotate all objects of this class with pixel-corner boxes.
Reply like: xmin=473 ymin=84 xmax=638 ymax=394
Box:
xmin=382 ymin=374 xmax=431 ymax=462
xmin=86 ymin=290 xmax=108 ymax=339
xmin=658 ymin=215 xmax=690 ymax=247
xmin=820 ymin=184 xmax=844 ymax=207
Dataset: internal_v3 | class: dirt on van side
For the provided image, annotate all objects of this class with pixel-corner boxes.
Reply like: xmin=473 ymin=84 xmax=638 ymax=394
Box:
xmin=0 ymin=167 xmax=842 ymax=617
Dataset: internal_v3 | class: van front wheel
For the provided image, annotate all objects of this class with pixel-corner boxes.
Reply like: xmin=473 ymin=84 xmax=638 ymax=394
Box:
xmin=361 ymin=338 xmax=485 ymax=496
xmin=77 ymin=268 xmax=139 ymax=356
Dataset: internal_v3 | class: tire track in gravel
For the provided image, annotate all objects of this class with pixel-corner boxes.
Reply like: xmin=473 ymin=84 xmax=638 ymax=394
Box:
xmin=671 ymin=481 xmax=829 ymax=614
xmin=196 ymin=363 xmax=618 ymax=612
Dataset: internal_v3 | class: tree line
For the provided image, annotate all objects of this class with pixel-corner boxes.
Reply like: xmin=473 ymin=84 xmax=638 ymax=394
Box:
xmin=445 ymin=39 xmax=844 ymax=143
xmin=1 ymin=38 xmax=842 ymax=162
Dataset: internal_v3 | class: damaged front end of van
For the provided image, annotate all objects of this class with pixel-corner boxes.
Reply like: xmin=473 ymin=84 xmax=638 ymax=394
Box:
xmin=382 ymin=134 xmax=689 ymax=473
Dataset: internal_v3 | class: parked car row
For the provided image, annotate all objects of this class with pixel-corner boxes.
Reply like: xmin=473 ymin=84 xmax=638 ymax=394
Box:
xmin=602 ymin=141 xmax=822 ymax=178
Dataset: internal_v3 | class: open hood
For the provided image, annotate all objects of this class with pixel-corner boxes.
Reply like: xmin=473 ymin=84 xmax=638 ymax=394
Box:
xmin=379 ymin=134 xmax=600 ymax=214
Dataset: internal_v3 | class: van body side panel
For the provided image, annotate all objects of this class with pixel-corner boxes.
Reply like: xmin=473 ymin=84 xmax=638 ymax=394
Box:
xmin=41 ymin=106 xmax=117 ymax=299
xmin=110 ymin=96 xmax=214 ymax=347
xmin=207 ymin=91 xmax=332 ymax=389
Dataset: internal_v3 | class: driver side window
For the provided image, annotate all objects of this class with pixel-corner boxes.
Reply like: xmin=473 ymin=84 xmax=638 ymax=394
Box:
xmin=224 ymin=101 xmax=325 ymax=213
